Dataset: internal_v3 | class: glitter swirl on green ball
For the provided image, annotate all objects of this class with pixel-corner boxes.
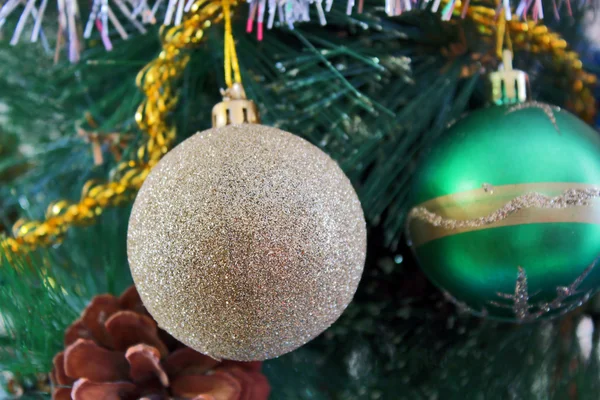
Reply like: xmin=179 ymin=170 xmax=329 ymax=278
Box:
xmin=406 ymin=51 xmax=600 ymax=322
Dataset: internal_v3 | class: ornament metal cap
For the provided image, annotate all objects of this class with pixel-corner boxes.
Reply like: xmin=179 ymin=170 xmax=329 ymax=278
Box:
xmin=211 ymin=83 xmax=261 ymax=127
xmin=489 ymin=50 xmax=529 ymax=106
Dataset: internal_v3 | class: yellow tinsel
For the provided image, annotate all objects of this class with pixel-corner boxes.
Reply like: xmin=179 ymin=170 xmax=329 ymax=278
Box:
xmin=1 ymin=0 xmax=232 ymax=254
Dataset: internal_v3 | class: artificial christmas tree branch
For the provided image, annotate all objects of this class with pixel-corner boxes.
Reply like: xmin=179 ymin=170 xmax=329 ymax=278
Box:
xmin=0 ymin=1 xmax=599 ymax=398
xmin=1 ymin=3 xmax=595 ymax=254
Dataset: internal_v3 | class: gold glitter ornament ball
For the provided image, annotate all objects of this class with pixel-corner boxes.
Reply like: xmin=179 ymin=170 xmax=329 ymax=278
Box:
xmin=127 ymin=124 xmax=367 ymax=361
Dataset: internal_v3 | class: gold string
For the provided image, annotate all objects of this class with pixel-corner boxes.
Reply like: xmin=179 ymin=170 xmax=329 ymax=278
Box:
xmin=223 ymin=0 xmax=242 ymax=87
xmin=496 ymin=12 xmax=505 ymax=60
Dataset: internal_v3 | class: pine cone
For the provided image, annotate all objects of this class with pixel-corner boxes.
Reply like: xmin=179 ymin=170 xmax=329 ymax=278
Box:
xmin=50 ymin=286 xmax=270 ymax=400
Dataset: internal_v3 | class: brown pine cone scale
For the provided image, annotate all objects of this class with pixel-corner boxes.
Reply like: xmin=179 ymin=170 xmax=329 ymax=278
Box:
xmin=50 ymin=286 xmax=270 ymax=400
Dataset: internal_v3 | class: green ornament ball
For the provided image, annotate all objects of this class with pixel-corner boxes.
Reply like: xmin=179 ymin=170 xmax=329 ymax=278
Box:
xmin=407 ymin=103 xmax=600 ymax=322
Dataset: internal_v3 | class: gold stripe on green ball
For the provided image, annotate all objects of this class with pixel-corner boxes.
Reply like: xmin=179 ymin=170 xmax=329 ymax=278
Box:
xmin=408 ymin=183 xmax=600 ymax=246
xmin=407 ymin=103 xmax=600 ymax=322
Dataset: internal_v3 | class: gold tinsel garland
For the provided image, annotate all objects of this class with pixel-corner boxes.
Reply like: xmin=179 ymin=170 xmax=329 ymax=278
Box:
xmin=0 ymin=3 xmax=596 ymax=254
xmin=1 ymin=0 xmax=229 ymax=254
xmin=508 ymin=22 xmax=597 ymax=123
xmin=461 ymin=1 xmax=597 ymax=122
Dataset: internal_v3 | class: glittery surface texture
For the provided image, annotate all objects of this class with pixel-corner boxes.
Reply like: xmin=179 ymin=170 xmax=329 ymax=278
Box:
xmin=127 ymin=124 xmax=367 ymax=361
xmin=408 ymin=188 xmax=600 ymax=230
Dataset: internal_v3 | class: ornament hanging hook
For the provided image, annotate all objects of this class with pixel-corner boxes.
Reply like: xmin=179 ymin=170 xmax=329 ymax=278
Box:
xmin=489 ymin=50 xmax=529 ymax=106
xmin=489 ymin=0 xmax=526 ymax=105
xmin=212 ymin=82 xmax=260 ymax=127
xmin=212 ymin=0 xmax=260 ymax=127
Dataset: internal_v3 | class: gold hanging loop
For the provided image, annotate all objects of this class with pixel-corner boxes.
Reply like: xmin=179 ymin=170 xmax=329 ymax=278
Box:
xmin=212 ymin=0 xmax=258 ymax=127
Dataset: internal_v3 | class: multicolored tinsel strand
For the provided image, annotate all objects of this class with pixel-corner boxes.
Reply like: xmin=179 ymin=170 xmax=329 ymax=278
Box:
xmin=0 ymin=0 xmax=594 ymax=58
xmin=1 ymin=0 xmax=229 ymax=254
